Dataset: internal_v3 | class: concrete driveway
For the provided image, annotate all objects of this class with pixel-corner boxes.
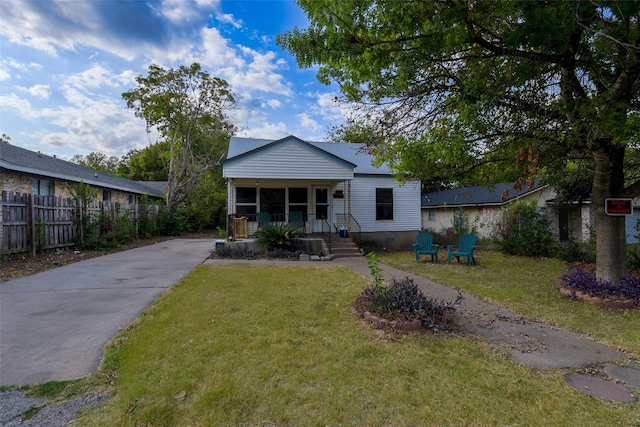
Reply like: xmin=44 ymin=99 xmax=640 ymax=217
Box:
xmin=0 ymin=239 xmax=213 ymax=386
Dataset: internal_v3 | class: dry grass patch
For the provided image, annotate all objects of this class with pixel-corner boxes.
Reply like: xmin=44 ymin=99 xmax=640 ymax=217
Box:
xmin=77 ymin=264 xmax=637 ymax=426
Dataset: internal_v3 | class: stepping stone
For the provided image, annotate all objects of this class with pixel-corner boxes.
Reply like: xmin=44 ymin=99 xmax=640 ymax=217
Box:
xmin=565 ymin=373 xmax=637 ymax=402
xmin=604 ymin=365 xmax=640 ymax=390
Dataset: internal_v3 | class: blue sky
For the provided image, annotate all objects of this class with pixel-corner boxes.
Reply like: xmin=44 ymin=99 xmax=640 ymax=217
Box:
xmin=0 ymin=0 xmax=346 ymax=160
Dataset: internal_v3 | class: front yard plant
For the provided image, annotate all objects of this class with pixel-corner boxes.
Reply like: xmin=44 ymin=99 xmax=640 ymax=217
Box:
xmin=559 ymin=268 xmax=640 ymax=307
xmin=254 ymin=222 xmax=300 ymax=250
xmin=357 ymin=252 xmax=462 ymax=332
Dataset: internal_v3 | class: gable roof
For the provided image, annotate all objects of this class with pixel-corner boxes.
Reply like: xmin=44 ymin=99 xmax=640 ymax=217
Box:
xmin=1 ymin=143 xmax=165 ymax=197
xmin=225 ymin=135 xmax=390 ymax=175
xmin=421 ymin=180 xmax=547 ymax=208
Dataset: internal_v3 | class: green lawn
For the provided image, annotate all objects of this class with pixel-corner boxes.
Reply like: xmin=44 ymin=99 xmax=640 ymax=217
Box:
xmin=380 ymin=250 xmax=640 ymax=356
xmin=71 ymin=263 xmax=638 ymax=426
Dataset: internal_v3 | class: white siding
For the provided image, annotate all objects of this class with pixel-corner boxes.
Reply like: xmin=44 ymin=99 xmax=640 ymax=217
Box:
xmin=224 ymin=140 xmax=354 ymax=180
xmin=342 ymin=176 xmax=421 ymax=232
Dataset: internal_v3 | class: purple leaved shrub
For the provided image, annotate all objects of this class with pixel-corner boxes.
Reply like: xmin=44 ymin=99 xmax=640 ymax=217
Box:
xmin=560 ymin=269 xmax=640 ymax=303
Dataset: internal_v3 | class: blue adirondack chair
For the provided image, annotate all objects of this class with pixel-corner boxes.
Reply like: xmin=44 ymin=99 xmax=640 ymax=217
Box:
xmin=413 ymin=233 xmax=440 ymax=263
xmin=447 ymin=234 xmax=478 ymax=265
xmin=257 ymin=211 xmax=271 ymax=228
xmin=289 ymin=211 xmax=304 ymax=234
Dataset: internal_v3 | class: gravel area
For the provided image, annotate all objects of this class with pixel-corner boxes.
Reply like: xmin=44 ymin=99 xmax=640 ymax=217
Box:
xmin=0 ymin=390 xmax=109 ymax=426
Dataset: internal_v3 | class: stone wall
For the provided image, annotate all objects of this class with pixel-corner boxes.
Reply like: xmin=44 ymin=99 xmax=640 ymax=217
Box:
xmin=0 ymin=172 xmax=33 ymax=194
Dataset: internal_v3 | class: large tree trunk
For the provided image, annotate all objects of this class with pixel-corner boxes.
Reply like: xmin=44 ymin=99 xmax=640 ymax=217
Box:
xmin=592 ymin=146 xmax=627 ymax=284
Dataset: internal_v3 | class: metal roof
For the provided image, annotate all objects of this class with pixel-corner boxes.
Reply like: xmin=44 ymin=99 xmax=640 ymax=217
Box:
xmin=1 ymin=143 xmax=166 ymax=197
xmin=226 ymin=135 xmax=391 ymax=175
xmin=421 ymin=180 xmax=546 ymax=207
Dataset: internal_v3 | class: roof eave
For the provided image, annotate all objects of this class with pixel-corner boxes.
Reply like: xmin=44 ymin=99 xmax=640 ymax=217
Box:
xmin=1 ymin=162 xmax=162 ymax=196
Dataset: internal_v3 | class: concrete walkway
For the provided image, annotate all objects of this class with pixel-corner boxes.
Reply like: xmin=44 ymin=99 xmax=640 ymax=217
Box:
xmin=0 ymin=239 xmax=213 ymax=386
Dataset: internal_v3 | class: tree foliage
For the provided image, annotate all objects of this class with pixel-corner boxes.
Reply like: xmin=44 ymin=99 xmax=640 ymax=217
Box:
xmin=498 ymin=200 xmax=555 ymax=258
xmin=122 ymin=63 xmax=236 ymax=210
xmin=278 ymin=0 xmax=640 ymax=283
xmin=120 ymin=142 xmax=170 ymax=181
xmin=70 ymin=152 xmax=120 ymax=175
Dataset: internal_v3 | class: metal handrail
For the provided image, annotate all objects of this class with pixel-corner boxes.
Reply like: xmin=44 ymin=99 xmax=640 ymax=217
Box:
xmin=335 ymin=213 xmax=361 ymax=244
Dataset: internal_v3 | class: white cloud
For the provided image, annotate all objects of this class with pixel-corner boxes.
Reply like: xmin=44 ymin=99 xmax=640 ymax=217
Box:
xmin=0 ymin=93 xmax=33 ymax=116
xmin=266 ymin=99 xmax=282 ymax=109
xmin=0 ymin=1 xmax=96 ymax=56
xmin=237 ymin=122 xmax=288 ymax=140
xmin=3 ymin=57 xmax=29 ymax=73
xmin=213 ymin=12 xmax=243 ymax=29
xmin=0 ymin=1 xmax=171 ymax=61
xmin=64 ymin=64 xmax=122 ymax=91
xmin=29 ymin=84 xmax=51 ymax=99
xmin=296 ymin=113 xmax=320 ymax=132
xmin=198 ymin=27 xmax=245 ymax=68
xmin=162 ymin=0 xmax=199 ymax=23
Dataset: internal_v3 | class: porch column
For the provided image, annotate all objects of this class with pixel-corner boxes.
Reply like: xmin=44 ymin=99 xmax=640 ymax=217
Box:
xmin=348 ymin=180 xmax=352 ymax=232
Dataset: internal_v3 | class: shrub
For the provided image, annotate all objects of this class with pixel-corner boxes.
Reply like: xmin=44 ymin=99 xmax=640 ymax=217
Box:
xmin=630 ymin=215 xmax=640 ymax=270
xmin=255 ymin=223 xmax=300 ymax=250
xmin=358 ymin=277 xmax=462 ymax=332
xmin=629 ymin=246 xmax=640 ymax=271
xmin=212 ymin=243 xmax=255 ymax=259
xmin=552 ymin=241 xmax=591 ymax=263
xmin=560 ymin=269 xmax=640 ymax=303
xmin=157 ymin=209 xmax=185 ymax=236
xmin=497 ymin=200 xmax=555 ymax=257
xmin=264 ymin=248 xmax=307 ymax=259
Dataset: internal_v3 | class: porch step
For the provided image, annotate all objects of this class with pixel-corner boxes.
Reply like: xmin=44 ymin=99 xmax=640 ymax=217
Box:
xmin=327 ymin=236 xmax=362 ymax=258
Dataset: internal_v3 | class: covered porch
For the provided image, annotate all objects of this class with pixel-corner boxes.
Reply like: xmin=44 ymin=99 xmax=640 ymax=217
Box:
xmin=225 ymin=178 xmax=360 ymax=239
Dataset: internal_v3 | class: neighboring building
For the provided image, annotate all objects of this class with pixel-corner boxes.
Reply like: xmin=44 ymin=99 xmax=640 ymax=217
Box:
xmin=421 ymin=181 xmax=570 ymax=240
xmin=625 ymin=198 xmax=640 ymax=244
xmin=421 ymin=182 xmax=640 ymax=244
xmin=223 ymin=135 xmax=421 ymax=249
xmin=0 ymin=143 xmax=166 ymax=202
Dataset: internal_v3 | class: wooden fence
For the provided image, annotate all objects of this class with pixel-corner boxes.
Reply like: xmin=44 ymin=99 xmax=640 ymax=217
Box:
xmin=1 ymin=191 xmax=160 ymax=257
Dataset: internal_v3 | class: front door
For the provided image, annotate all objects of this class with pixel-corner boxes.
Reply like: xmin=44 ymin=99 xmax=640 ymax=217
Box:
xmin=312 ymin=186 xmax=330 ymax=233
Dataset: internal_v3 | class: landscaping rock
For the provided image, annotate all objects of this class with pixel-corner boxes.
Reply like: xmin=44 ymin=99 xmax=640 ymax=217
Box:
xmin=394 ymin=318 xmax=422 ymax=331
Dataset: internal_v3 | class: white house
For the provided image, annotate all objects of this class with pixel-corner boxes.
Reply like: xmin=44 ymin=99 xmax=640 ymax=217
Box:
xmin=222 ymin=135 xmax=421 ymax=249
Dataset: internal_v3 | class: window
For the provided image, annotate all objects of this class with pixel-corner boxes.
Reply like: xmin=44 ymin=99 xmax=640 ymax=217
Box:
xmin=288 ymin=187 xmax=308 ymax=221
xmin=428 ymin=209 xmax=436 ymax=221
xmin=32 ymin=179 xmax=52 ymax=195
xmin=260 ymin=188 xmax=285 ymax=220
xmin=315 ymin=187 xmax=329 ymax=219
xmin=128 ymin=194 xmax=135 ymax=204
xmin=376 ymin=188 xmax=393 ymax=220
xmin=236 ymin=187 xmax=257 ymax=218
xmin=103 ymin=190 xmax=110 ymax=201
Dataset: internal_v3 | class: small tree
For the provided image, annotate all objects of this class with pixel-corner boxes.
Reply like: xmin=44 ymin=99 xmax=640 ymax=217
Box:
xmin=67 ymin=181 xmax=98 ymax=247
xmin=498 ymin=200 xmax=554 ymax=257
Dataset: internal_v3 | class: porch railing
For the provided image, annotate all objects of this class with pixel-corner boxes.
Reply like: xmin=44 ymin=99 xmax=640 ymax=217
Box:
xmin=335 ymin=213 xmax=362 ymax=244
xmin=230 ymin=212 xmax=332 ymax=238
